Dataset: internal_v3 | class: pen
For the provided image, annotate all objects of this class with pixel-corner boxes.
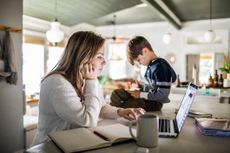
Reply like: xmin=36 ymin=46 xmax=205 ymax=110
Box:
xmin=93 ymin=131 xmax=109 ymax=141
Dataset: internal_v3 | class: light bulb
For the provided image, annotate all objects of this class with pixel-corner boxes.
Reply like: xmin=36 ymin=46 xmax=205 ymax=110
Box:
xmin=204 ymin=29 xmax=216 ymax=42
xmin=170 ymin=56 xmax=176 ymax=63
xmin=46 ymin=21 xmax=64 ymax=43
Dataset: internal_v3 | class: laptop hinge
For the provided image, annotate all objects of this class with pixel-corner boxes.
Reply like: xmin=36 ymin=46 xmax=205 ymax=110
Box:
xmin=173 ymin=120 xmax=179 ymax=133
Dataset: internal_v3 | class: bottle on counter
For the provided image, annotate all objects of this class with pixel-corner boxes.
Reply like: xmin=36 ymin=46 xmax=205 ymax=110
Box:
xmin=176 ymin=74 xmax=180 ymax=87
xmin=218 ymin=74 xmax=223 ymax=88
xmin=208 ymin=73 xmax=213 ymax=88
xmin=192 ymin=65 xmax=197 ymax=85
xmin=214 ymin=69 xmax=219 ymax=88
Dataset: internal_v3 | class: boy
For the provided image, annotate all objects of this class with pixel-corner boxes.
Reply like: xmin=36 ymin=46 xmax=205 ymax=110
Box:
xmin=110 ymin=36 xmax=176 ymax=111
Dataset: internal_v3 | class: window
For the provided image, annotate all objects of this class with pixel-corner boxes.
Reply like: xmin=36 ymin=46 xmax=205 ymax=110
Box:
xmin=23 ymin=43 xmax=64 ymax=96
xmin=23 ymin=44 xmax=44 ymax=95
xmin=47 ymin=46 xmax=64 ymax=72
xmin=186 ymin=53 xmax=225 ymax=85
xmin=199 ymin=53 xmax=214 ymax=84
xmin=108 ymin=42 xmax=128 ymax=80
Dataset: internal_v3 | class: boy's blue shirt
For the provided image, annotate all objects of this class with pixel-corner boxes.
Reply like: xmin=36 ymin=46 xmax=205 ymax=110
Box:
xmin=142 ymin=57 xmax=176 ymax=103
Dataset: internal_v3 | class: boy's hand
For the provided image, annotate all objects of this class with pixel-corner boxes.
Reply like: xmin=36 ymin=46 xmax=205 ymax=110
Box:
xmin=129 ymin=80 xmax=143 ymax=89
xmin=136 ymin=80 xmax=144 ymax=88
xmin=127 ymin=90 xmax=140 ymax=98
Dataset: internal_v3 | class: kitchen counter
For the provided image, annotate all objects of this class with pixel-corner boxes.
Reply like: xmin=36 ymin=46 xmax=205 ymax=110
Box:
xmin=170 ymin=86 xmax=230 ymax=103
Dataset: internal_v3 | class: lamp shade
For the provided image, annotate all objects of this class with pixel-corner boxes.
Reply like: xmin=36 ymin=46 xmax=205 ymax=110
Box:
xmin=46 ymin=21 xmax=64 ymax=43
xmin=204 ymin=29 xmax=216 ymax=42
xmin=162 ymin=33 xmax=172 ymax=44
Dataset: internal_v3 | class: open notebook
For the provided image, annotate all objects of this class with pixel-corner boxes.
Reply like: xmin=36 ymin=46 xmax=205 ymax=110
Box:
xmin=158 ymin=83 xmax=198 ymax=137
xmin=48 ymin=123 xmax=134 ymax=153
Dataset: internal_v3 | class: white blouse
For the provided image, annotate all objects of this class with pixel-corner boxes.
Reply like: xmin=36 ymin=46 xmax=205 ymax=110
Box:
xmin=32 ymin=74 xmax=119 ymax=146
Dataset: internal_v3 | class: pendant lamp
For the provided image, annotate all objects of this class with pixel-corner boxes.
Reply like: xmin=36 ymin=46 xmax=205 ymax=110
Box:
xmin=163 ymin=32 xmax=172 ymax=44
xmin=162 ymin=22 xmax=172 ymax=44
xmin=46 ymin=0 xmax=64 ymax=44
xmin=204 ymin=0 xmax=215 ymax=42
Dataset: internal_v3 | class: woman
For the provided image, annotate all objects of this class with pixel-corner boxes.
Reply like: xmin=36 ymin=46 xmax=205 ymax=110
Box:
xmin=32 ymin=31 xmax=144 ymax=146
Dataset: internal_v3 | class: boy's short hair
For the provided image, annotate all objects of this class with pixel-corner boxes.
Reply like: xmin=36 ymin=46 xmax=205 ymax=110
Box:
xmin=127 ymin=36 xmax=153 ymax=65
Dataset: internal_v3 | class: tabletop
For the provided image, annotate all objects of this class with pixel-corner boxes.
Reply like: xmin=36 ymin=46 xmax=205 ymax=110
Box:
xmin=25 ymin=99 xmax=230 ymax=153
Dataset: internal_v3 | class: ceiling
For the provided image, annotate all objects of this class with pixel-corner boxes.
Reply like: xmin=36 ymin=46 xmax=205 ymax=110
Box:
xmin=24 ymin=0 xmax=230 ymax=29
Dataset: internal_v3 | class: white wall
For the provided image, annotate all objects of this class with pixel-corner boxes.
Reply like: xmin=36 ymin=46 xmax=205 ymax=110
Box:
xmin=96 ymin=18 xmax=230 ymax=81
xmin=70 ymin=23 xmax=96 ymax=34
xmin=0 ymin=0 xmax=24 ymax=152
xmin=23 ymin=15 xmax=69 ymax=38
xmin=23 ymin=16 xmax=230 ymax=81
xmin=23 ymin=16 xmax=97 ymax=42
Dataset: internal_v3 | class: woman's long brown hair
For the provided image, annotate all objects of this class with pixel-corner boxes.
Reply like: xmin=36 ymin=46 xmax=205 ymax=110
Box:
xmin=44 ymin=31 xmax=105 ymax=99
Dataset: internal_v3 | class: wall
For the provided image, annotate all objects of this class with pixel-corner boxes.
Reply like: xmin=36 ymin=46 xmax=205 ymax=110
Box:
xmin=23 ymin=15 xmax=70 ymax=41
xmin=23 ymin=15 xmax=230 ymax=81
xmin=96 ymin=18 xmax=230 ymax=81
xmin=70 ymin=23 xmax=96 ymax=34
xmin=0 ymin=0 xmax=24 ymax=152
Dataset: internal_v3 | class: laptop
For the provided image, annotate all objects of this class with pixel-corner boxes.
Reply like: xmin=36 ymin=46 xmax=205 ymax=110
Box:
xmin=158 ymin=83 xmax=198 ymax=138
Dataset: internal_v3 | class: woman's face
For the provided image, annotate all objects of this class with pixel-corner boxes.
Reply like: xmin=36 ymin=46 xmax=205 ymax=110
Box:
xmin=89 ymin=46 xmax=106 ymax=75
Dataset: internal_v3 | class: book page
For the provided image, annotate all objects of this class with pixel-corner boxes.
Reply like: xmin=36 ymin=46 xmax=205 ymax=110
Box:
xmin=49 ymin=128 xmax=111 ymax=153
xmin=91 ymin=123 xmax=135 ymax=143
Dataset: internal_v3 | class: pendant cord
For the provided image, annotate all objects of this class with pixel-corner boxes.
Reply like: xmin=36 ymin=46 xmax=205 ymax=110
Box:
xmin=210 ymin=0 xmax=212 ymax=30
xmin=55 ymin=0 xmax=58 ymax=21
xmin=113 ymin=14 xmax=116 ymax=40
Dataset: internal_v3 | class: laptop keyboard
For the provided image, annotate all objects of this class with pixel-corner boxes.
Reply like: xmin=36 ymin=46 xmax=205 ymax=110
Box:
xmin=159 ymin=119 xmax=171 ymax=133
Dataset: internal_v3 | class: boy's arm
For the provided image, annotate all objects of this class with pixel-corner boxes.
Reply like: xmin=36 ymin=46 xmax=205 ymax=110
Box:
xmin=140 ymin=88 xmax=170 ymax=103
xmin=139 ymin=64 xmax=172 ymax=103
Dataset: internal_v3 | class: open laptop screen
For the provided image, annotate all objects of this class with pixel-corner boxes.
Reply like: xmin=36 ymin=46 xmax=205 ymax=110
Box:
xmin=176 ymin=83 xmax=198 ymax=132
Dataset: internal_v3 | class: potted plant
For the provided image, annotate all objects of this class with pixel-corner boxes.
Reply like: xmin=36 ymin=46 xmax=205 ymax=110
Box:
xmin=219 ymin=55 xmax=230 ymax=79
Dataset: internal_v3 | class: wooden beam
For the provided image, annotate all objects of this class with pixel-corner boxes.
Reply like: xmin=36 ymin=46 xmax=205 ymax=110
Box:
xmin=24 ymin=35 xmax=65 ymax=47
xmin=143 ymin=0 xmax=182 ymax=29
xmin=0 ymin=24 xmax=22 ymax=33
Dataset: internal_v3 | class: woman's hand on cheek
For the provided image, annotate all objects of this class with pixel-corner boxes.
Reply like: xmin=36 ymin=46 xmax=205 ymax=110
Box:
xmin=82 ymin=63 xmax=98 ymax=80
